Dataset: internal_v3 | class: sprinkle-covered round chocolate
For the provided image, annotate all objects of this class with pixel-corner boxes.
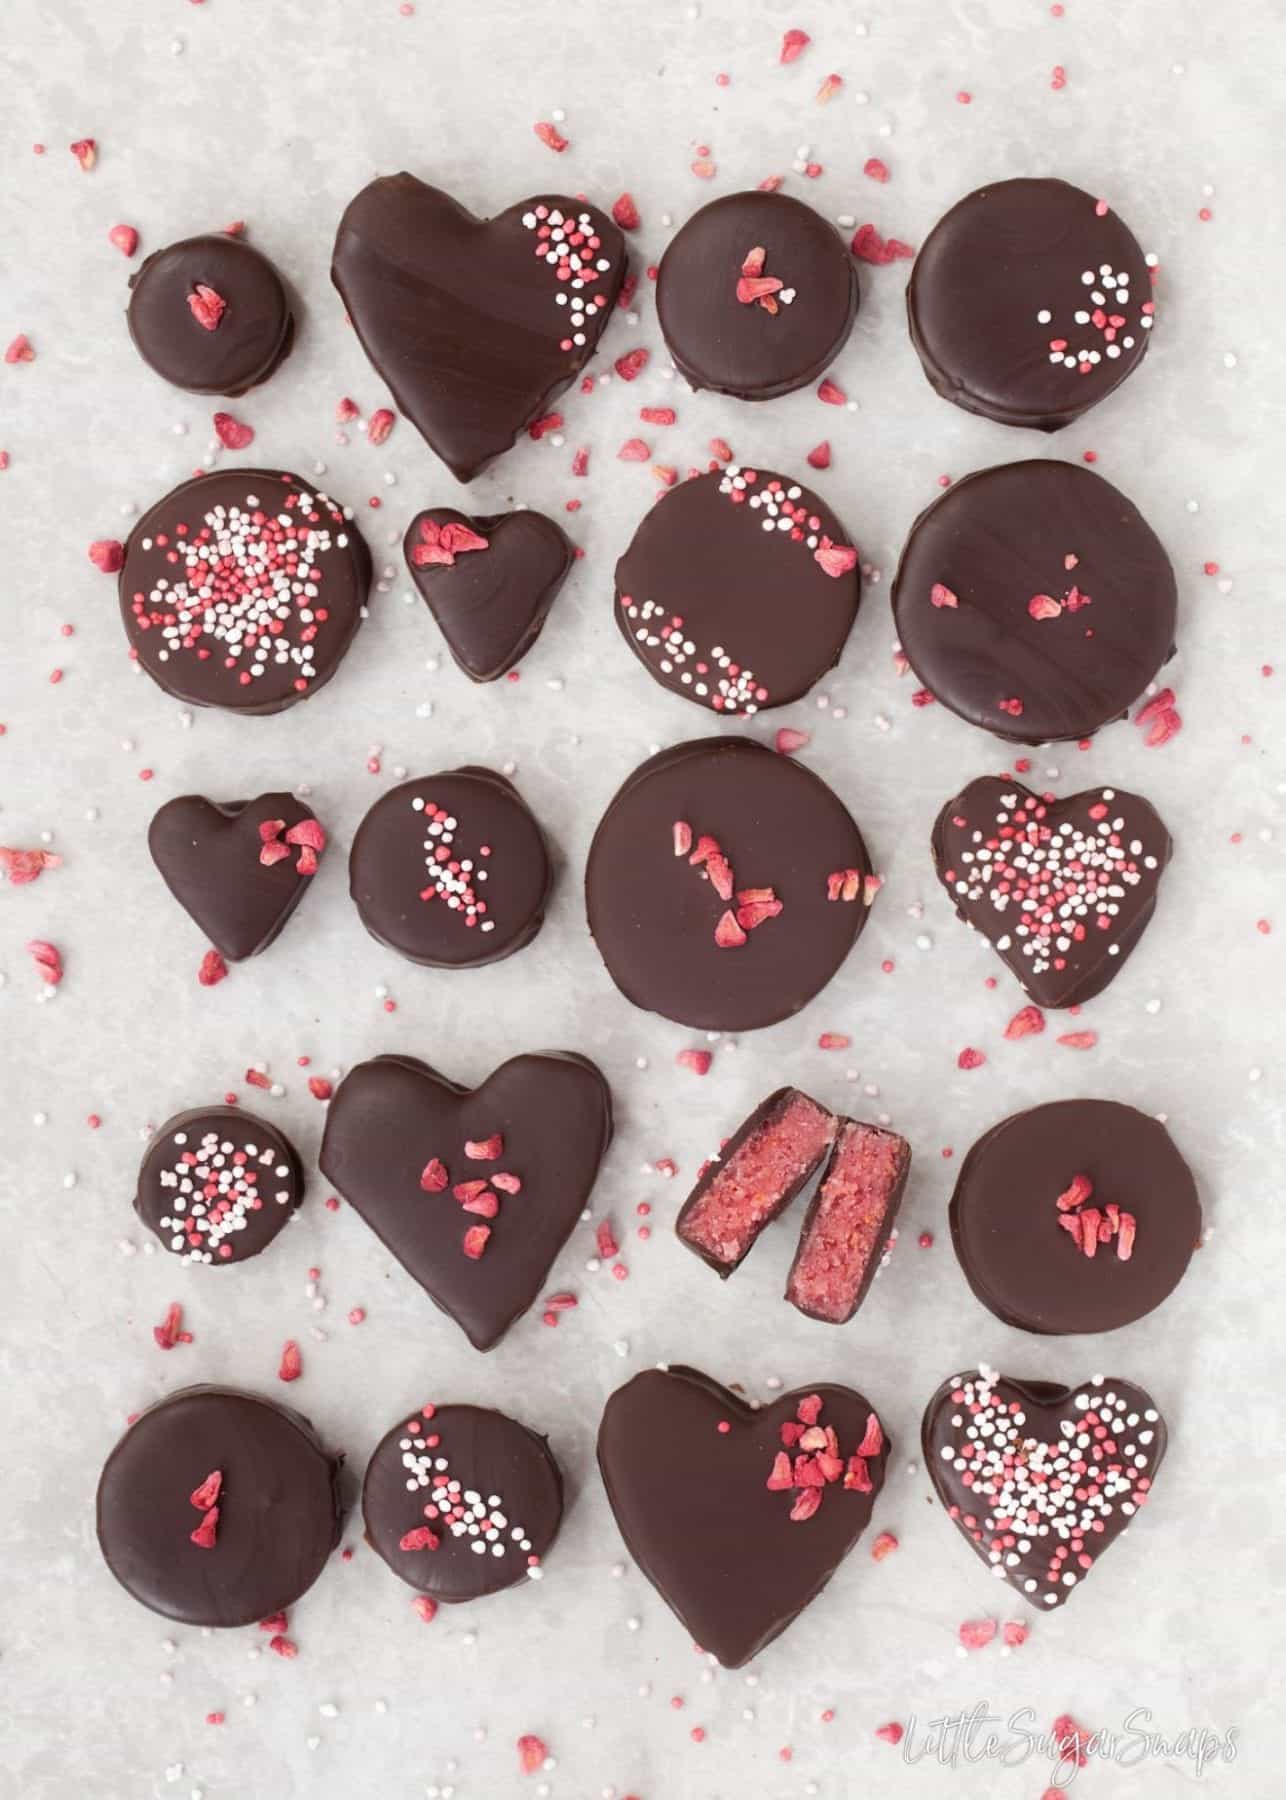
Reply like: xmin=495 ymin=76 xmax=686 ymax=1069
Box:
xmin=134 ymin=1106 xmax=304 ymax=1266
xmin=658 ymin=190 xmax=858 ymax=399
xmin=908 ymin=178 xmax=1154 ymax=430
xmin=950 ymin=1099 xmax=1201 ymax=1336
xmin=614 ymin=466 xmax=861 ymax=715
xmin=126 ymin=234 xmax=294 ymax=396
xmin=586 ymin=737 xmax=874 ymax=1031
xmin=363 ymin=1404 xmax=563 ymax=1601
xmin=119 ymin=469 xmax=370 ymax=716
xmin=892 ymin=460 xmax=1177 ymax=744
xmin=96 ymin=1386 xmax=341 ymax=1627
xmin=349 ymin=768 xmax=552 ymax=969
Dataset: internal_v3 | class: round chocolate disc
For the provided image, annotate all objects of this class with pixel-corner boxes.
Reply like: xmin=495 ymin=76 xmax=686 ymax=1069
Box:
xmin=363 ymin=1404 xmax=563 ymax=1601
xmin=908 ymin=178 xmax=1154 ymax=430
xmin=586 ymin=737 xmax=873 ymax=1031
xmin=350 ymin=768 xmax=552 ymax=969
xmin=614 ymin=465 xmax=861 ymax=716
xmin=119 ymin=469 xmax=370 ymax=716
xmin=658 ymin=190 xmax=858 ymax=399
xmin=892 ymin=460 xmax=1176 ymax=745
xmin=127 ymin=235 xmax=294 ymax=396
xmin=134 ymin=1107 xmax=304 ymax=1266
xmin=950 ymin=1099 xmax=1201 ymax=1335
xmin=97 ymin=1386 xmax=341 ymax=1627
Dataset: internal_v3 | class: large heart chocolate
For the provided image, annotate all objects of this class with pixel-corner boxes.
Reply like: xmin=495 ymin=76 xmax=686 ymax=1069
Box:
xmin=319 ymin=1052 xmax=612 ymax=1351
xmin=598 ymin=1366 xmax=889 ymax=1667
xmin=332 ymin=175 xmax=627 ymax=482
xmin=923 ymin=1367 xmax=1167 ymax=1610
xmin=404 ymin=506 xmax=574 ymax=682
xmin=932 ymin=775 xmax=1172 ymax=1007
xmin=148 ymin=792 xmax=325 ymax=961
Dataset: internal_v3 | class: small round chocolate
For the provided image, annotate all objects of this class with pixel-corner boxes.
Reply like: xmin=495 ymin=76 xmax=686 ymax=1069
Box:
xmin=134 ymin=1107 xmax=304 ymax=1266
xmin=615 ymin=465 xmax=861 ymax=715
xmin=950 ymin=1099 xmax=1201 ymax=1335
xmin=892 ymin=460 xmax=1176 ymax=745
xmin=363 ymin=1404 xmax=563 ymax=1601
xmin=908 ymin=178 xmax=1154 ymax=430
xmin=97 ymin=1386 xmax=341 ymax=1627
xmin=350 ymin=768 xmax=552 ymax=969
xmin=119 ymin=469 xmax=370 ymax=716
xmin=586 ymin=737 xmax=872 ymax=1032
xmin=127 ymin=235 xmax=294 ymax=396
xmin=658 ymin=190 xmax=858 ymax=399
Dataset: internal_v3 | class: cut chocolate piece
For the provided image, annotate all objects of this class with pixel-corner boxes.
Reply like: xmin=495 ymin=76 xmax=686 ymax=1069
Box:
xmin=127 ymin=234 xmax=294 ymax=397
xmin=363 ymin=1403 xmax=563 ymax=1601
xmin=786 ymin=1119 xmax=910 ymax=1324
xmin=677 ymin=1088 xmax=837 ymax=1274
xmin=134 ymin=1106 xmax=304 ymax=1266
xmin=923 ymin=1367 xmax=1166 ymax=1609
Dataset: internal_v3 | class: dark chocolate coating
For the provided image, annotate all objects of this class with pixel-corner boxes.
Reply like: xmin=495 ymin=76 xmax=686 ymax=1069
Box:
xmin=950 ymin=1100 xmax=1201 ymax=1335
xmin=586 ymin=737 xmax=873 ymax=1031
xmin=404 ymin=507 xmax=574 ymax=682
xmin=96 ymin=1386 xmax=342 ymax=1627
xmin=614 ymin=466 xmax=861 ymax=715
xmin=127 ymin=235 xmax=294 ymax=396
xmin=891 ymin=460 xmax=1177 ymax=744
xmin=598 ymin=1366 xmax=889 ymax=1667
xmin=332 ymin=175 xmax=626 ymax=482
xmin=908 ymin=178 xmax=1154 ymax=430
xmin=363 ymin=1404 xmax=563 ymax=1600
xmin=319 ymin=1052 xmax=612 ymax=1351
xmin=134 ymin=1105 xmax=304 ymax=1266
xmin=923 ymin=1368 xmax=1166 ymax=1609
xmin=349 ymin=768 xmax=551 ymax=969
xmin=657 ymin=189 xmax=859 ymax=399
xmin=149 ymin=791 xmax=323 ymax=961
xmin=932 ymin=776 xmax=1172 ymax=1007
xmin=119 ymin=469 xmax=370 ymax=716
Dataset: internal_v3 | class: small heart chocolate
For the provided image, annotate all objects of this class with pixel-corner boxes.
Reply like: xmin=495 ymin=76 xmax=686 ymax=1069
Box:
xmin=404 ymin=507 xmax=574 ymax=682
xmin=149 ymin=792 xmax=326 ymax=962
xmin=332 ymin=175 xmax=627 ymax=482
xmin=932 ymin=775 xmax=1172 ymax=1006
xmin=598 ymin=1366 xmax=889 ymax=1667
xmin=319 ymin=1052 xmax=612 ymax=1351
xmin=923 ymin=1367 xmax=1167 ymax=1611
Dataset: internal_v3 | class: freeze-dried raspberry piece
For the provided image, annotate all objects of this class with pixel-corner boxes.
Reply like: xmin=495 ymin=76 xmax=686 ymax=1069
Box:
xmin=785 ymin=1120 xmax=910 ymax=1324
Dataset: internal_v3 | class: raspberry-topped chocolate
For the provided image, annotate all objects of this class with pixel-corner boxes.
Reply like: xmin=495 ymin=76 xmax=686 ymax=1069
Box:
xmin=126 ymin=234 xmax=294 ymax=396
xmin=118 ymin=469 xmax=370 ymax=716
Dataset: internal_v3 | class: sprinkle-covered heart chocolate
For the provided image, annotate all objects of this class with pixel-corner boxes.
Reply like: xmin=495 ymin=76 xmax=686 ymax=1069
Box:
xmin=932 ymin=776 xmax=1172 ymax=1006
xmin=404 ymin=507 xmax=574 ymax=682
xmin=149 ymin=792 xmax=326 ymax=962
xmin=923 ymin=1366 xmax=1167 ymax=1610
xmin=599 ymin=1367 xmax=889 ymax=1667
xmin=319 ymin=1052 xmax=612 ymax=1351
xmin=332 ymin=175 xmax=626 ymax=482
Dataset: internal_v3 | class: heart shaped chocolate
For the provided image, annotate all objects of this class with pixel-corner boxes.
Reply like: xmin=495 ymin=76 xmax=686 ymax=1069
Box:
xmin=332 ymin=175 xmax=627 ymax=481
xmin=149 ymin=792 xmax=326 ymax=962
xmin=404 ymin=507 xmax=574 ymax=682
xmin=923 ymin=1367 xmax=1167 ymax=1610
xmin=598 ymin=1366 xmax=889 ymax=1667
xmin=932 ymin=775 xmax=1171 ymax=1006
xmin=319 ymin=1052 xmax=612 ymax=1351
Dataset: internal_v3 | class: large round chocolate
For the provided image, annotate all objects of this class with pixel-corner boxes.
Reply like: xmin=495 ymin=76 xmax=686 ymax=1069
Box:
xmin=614 ymin=466 xmax=860 ymax=716
xmin=892 ymin=460 xmax=1176 ymax=745
xmin=134 ymin=1106 xmax=304 ymax=1266
xmin=363 ymin=1404 xmax=563 ymax=1601
xmin=119 ymin=470 xmax=370 ymax=716
xmin=127 ymin=235 xmax=294 ymax=396
xmin=349 ymin=769 xmax=551 ymax=969
xmin=658 ymin=191 xmax=858 ymax=399
xmin=951 ymin=1100 xmax=1201 ymax=1335
xmin=908 ymin=178 xmax=1154 ymax=430
xmin=586 ymin=737 xmax=872 ymax=1031
xmin=96 ymin=1386 xmax=341 ymax=1627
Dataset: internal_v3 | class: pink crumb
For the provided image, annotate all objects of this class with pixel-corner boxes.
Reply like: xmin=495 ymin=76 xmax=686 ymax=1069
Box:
xmin=677 ymin=1090 xmax=836 ymax=1272
xmin=785 ymin=1121 xmax=910 ymax=1323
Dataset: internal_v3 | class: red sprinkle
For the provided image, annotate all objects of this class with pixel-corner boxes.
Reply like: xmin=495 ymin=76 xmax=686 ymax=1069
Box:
xmin=213 ymin=411 xmax=254 ymax=450
xmin=615 ymin=348 xmax=649 ymax=382
xmin=863 ymin=158 xmax=891 ymax=183
xmin=187 ymin=284 xmax=227 ymax=331
xmin=517 ymin=1734 xmax=549 ymax=1774
xmin=1004 ymin=1004 xmax=1046 ymax=1040
xmin=366 ymin=407 xmax=396 ymax=446
xmin=677 ymin=1048 xmax=713 ymax=1076
xmin=875 ymin=1723 xmax=904 ymax=1746
xmin=533 ymin=121 xmax=568 ymax=153
xmin=277 ymin=1339 xmax=302 ymax=1383
xmin=775 ymin=727 xmax=811 ymax=755
xmin=88 ymin=538 xmax=125 ymax=573
xmin=612 ymin=192 xmax=641 ymax=231
xmin=817 ymin=377 xmax=846 ymax=405
xmin=108 ymin=223 xmax=139 ymax=257
xmin=957 ymin=1046 xmax=986 ymax=1071
xmin=780 ymin=27 xmax=811 ymax=63
xmin=806 ymin=440 xmax=831 ymax=469
xmin=27 ymin=939 xmax=63 ymax=986
xmin=198 ymin=948 xmax=228 ymax=987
